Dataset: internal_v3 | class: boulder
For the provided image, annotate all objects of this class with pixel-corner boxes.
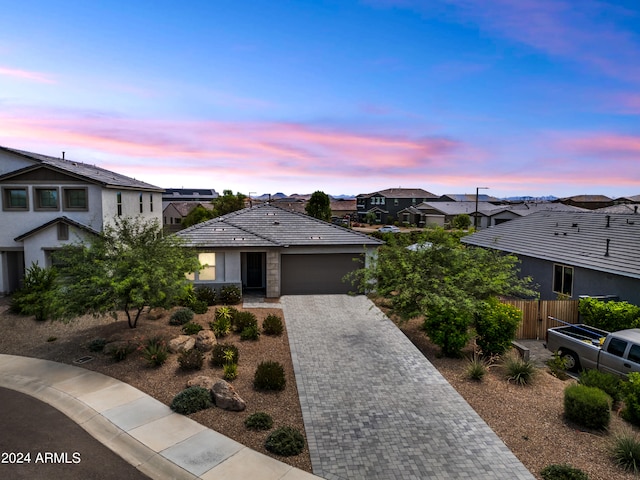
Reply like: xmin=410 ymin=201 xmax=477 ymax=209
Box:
xmin=187 ymin=375 xmax=216 ymax=390
xmin=195 ymin=330 xmax=217 ymax=352
xmin=168 ymin=335 xmax=195 ymax=353
xmin=211 ymin=380 xmax=246 ymax=411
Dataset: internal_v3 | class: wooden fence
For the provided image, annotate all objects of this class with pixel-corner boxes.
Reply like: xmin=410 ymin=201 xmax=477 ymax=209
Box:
xmin=500 ymin=299 xmax=580 ymax=340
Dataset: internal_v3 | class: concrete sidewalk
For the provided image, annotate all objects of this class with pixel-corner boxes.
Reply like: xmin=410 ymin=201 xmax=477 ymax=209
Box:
xmin=0 ymin=354 xmax=319 ymax=480
xmin=283 ymin=295 xmax=535 ymax=480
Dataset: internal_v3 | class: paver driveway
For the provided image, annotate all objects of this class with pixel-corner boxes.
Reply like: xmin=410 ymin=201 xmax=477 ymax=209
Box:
xmin=282 ymin=295 xmax=535 ymax=480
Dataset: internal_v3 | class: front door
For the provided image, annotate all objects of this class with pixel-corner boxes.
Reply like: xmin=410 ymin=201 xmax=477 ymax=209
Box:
xmin=246 ymin=252 xmax=264 ymax=289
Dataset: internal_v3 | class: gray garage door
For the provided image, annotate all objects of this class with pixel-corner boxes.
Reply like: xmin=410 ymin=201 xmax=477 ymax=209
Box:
xmin=281 ymin=253 xmax=363 ymax=295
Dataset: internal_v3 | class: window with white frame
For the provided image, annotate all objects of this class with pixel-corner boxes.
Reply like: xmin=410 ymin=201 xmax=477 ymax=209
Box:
xmin=553 ymin=264 xmax=573 ymax=296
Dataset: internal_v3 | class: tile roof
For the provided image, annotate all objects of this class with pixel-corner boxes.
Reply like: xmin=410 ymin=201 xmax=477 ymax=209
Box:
xmin=558 ymin=194 xmax=613 ymax=202
xmin=358 ymin=188 xmax=438 ymax=199
xmin=461 ymin=211 xmax=640 ymax=279
xmin=176 ymin=203 xmax=384 ymax=248
xmin=14 ymin=216 xmax=100 ymax=241
xmin=439 ymin=194 xmax=502 ymax=202
xmin=417 ymin=201 xmax=493 ymax=216
xmin=164 ymin=202 xmax=214 ymax=216
xmin=0 ymin=146 xmax=163 ymax=191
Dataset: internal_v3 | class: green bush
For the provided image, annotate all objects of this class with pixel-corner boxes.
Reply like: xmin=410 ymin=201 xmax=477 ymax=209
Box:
xmin=189 ymin=299 xmax=209 ymax=314
xmin=210 ymin=317 xmax=231 ymax=337
xmin=141 ymin=336 xmax=169 ymax=367
xmin=263 ymin=314 xmax=284 ymax=336
xmin=170 ymin=386 xmax=212 ymax=415
xmin=241 ymin=324 xmax=260 ymax=341
xmin=223 ymin=363 xmax=238 ymax=381
xmin=564 ymin=384 xmax=611 ymax=430
xmin=421 ymin=306 xmax=472 ymax=358
xmin=265 ymin=426 xmax=305 ymax=456
xmin=579 ymin=369 xmax=622 ymax=403
xmin=178 ymin=348 xmax=204 ymax=370
xmin=169 ymin=307 xmax=195 ymax=326
xmin=211 ymin=344 xmax=239 ymax=367
xmin=546 ymin=353 xmax=570 ymax=380
xmin=540 ymin=463 xmax=590 ymax=480
xmin=254 ymin=361 xmax=286 ymax=391
xmin=233 ymin=311 xmax=258 ymax=333
xmin=466 ymin=355 xmax=489 ymax=382
xmin=579 ymin=297 xmax=640 ymax=332
xmin=451 ymin=214 xmax=471 ymax=230
xmin=104 ymin=341 xmax=136 ymax=362
xmin=245 ymin=412 xmax=273 ymax=431
xmin=219 ymin=285 xmax=242 ymax=305
xmin=182 ymin=322 xmax=203 ymax=335
xmin=10 ymin=263 xmax=62 ymax=321
xmin=87 ymin=338 xmax=107 ymax=352
xmin=622 ymin=372 xmax=640 ymax=426
xmin=475 ymin=298 xmax=522 ymax=356
xmin=503 ymin=353 xmax=537 ymax=386
xmin=610 ymin=431 xmax=640 ymax=474
xmin=195 ymin=285 xmax=217 ymax=306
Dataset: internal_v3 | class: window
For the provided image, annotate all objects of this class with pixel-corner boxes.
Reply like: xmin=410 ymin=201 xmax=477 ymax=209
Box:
xmin=607 ymin=338 xmax=628 ymax=358
xmin=394 ymin=199 xmax=399 ymax=206
xmin=553 ymin=264 xmax=573 ymax=296
xmin=628 ymin=345 xmax=640 ymax=364
xmin=117 ymin=192 xmax=122 ymax=216
xmin=57 ymin=223 xmax=69 ymax=240
xmin=35 ymin=188 xmax=59 ymax=210
xmin=139 ymin=193 xmax=143 ymax=213
xmin=150 ymin=193 xmax=154 ymax=212
xmin=63 ymin=188 xmax=88 ymax=210
xmin=186 ymin=252 xmax=216 ymax=281
xmin=3 ymin=187 xmax=28 ymax=210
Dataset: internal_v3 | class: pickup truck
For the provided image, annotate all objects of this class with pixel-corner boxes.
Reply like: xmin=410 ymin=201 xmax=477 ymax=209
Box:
xmin=546 ymin=324 xmax=640 ymax=377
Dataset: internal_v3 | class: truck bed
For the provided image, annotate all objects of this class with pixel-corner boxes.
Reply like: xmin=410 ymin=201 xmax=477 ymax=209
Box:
xmin=548 ymin=324 xmax=609 ymax=347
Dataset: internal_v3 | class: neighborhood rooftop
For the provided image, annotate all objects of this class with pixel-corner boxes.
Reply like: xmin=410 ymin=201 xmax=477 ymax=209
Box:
xmin=462 ymin=210 xmax=640 ymax=280
xmin=177 ymin=203 xmax=384 ymax=248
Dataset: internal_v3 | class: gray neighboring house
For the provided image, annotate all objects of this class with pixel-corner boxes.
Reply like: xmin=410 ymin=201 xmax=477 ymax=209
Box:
xmin=461 ymin=211 xmax=640 ymax=305
xmin=176 ymin=203 xmax=383 ymax=297
xmin=356 ymin=188 xmax=439 ymax=225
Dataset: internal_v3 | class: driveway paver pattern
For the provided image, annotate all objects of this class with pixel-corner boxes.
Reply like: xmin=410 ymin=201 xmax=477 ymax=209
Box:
xmin=282 ymin=295 xmax=535 ymax=480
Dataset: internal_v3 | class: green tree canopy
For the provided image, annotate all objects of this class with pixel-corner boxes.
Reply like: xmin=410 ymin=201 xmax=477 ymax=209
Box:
xmin=212 ymin=190 xmax=246 ymax=217
xmin=54 ymin=217 xmax=200 ymax=328
xmin=305 ymin=191 xmax=332 ymax=222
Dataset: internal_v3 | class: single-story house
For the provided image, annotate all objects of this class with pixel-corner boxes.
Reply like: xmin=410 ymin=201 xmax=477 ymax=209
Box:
xmin=461 ymin=211 xmax=640 ymax=305
xmin=176 ymin=203 xmax=384 ymax=297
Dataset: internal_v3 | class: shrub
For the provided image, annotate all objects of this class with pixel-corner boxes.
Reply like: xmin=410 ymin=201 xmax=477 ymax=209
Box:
xmin=178 ymin=348 xmax=204 ymax=370
xmin=88 ymin=338 xmax=107 ymax=352
xmin=465 ymin=355 xmax=489 ymax=382
xmin=564 ymin=384 xmax=611 ymax=430
xmin=610 ymin=431 xmax=640 ymax=474
xmin=169 ymin=307 xmax=194 ymax=326
xmin=223 ymin=363 xmax=238 ymax=381
xmin=540 ymin=463 xmax=590 ymax=480
xmin=622 ymin=372 xmax=640 ymax=426
xmin=421 ymin=307 xmax=472 ymax=358
xmin=211 ymin=317 xmax=231 ymax=337
xmin=254 ymin=361 xmax=286 ymax=391
xmin=265 ymin=426 xmax=305 ymax=456
xmin=503 ymin=353 xmax=537 ymax=386
xmin=245 ymin=412 xmax=273 ymax=431
xmin=104 ymin=341 xmax=136 ymax=362
xmin=233 ymin=311 xmax=258 ymax=333
xmin=579 ymin=297 xmax=640 ymax=332
xmin=10 ymin=263 xmax=62 ymax=321
xmin=263 ymin=314 xmax=284 ymax=336
xmin=579 ymin=369 xmax=622 ymax=403
xmin=475 ymin=298 xmax=522 ymax=356
xmin=182 ymin=322 xmax=203 ymax=335
xmin=140 ymin=336 xmax=169 ymax=367
xmin=546 ymin=353 xmax=570 ymax=380
xmin=241 ymin=324 xmax=260 ymax=341
xmin=170 ymin=386 xmax=212 ymax=415
xmin=189 ymin=299 xmax=209 ymax=315
xmin=211 ymin=344 xmax=239 ymax=367
xmin=219 ymin=285 xmax=242 ymax=305
xmin=195 ymin=285 xmax=217 ymax=306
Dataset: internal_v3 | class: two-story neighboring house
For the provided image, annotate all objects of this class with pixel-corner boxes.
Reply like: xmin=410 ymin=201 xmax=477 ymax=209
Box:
xmin=0 ymin=146 xmax=164 ymax=294
xmin=356 ymin=188 xmax=439 ymax=225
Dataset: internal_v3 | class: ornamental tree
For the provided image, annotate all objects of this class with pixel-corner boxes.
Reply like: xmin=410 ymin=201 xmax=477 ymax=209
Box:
xmin=305 ymin=191 xmax=332 ymax=222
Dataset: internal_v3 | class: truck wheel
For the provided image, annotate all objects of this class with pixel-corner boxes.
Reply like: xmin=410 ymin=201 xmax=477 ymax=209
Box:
xmin=560 ymin=350 xmax=581 ymax=373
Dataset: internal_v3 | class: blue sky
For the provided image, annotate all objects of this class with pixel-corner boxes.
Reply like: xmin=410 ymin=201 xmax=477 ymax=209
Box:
xmin=1 ymin=0 xmax=639 ymax=198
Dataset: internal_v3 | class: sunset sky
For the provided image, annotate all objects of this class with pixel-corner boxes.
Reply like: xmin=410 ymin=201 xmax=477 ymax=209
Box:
xmin=1 ymin=1 xmax=639 ymax=198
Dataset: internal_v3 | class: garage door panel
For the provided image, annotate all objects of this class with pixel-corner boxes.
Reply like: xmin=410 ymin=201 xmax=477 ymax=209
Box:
xmin=281 ymin=254 xmax=363 ymax=295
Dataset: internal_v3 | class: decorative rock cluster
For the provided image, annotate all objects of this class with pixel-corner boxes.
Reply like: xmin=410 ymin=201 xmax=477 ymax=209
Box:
xmin=186 ymin=376 xmax=246 ymax=411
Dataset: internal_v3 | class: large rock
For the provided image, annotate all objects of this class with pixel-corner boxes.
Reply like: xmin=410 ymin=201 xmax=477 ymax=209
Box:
xmin=187 ymin=375 xmax=216 ymax=390
xmin=211 ymin=380 xmax=246 ymax=411
xmin=168 ymin=335 xmax=195 ymax=353
xmin=195 ymin=330 xmax=216 ymax=352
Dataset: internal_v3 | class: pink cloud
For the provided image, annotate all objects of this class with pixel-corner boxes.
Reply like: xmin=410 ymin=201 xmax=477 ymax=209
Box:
xmin=0 ymin=66 xmax=55 ymax=84
xmin=558 ymin=133 xmax=640 ymax=158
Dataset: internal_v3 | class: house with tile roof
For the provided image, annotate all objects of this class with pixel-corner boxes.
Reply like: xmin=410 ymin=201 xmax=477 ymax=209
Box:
xmin=461 ymin=210 xmax=640 ymax=305
xmin=0 ymin=146 xmax=163 ymax=294
xmin=554 ymin=194 xmax=614 ymax=210
xmin=176 ymin=203 xmax=383 ymax=297
xmin=163 ymin=201 xmax=214 ymax=232
xmin=356 ymin=188 xmax=439 ymax=225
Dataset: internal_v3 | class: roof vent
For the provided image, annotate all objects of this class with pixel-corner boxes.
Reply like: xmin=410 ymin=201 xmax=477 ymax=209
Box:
xmin=233 ymin=237 xmax=245 ymax=241
xmin=606 ymin=215 xmax=610 ymax=228
xmin=605 ymin=238 xmax=610 ymax=257
xmin=309 ymin=236 xmax=322 ymax=240
xmin=572 ymin=223 xmax=578 ymax=228
xmin=273 ymin=221 xmax=280 ymax=225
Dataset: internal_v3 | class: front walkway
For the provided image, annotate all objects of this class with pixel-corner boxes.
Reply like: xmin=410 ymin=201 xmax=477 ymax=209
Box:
xmin=282 ymin=295 xmax=535 ymax=480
